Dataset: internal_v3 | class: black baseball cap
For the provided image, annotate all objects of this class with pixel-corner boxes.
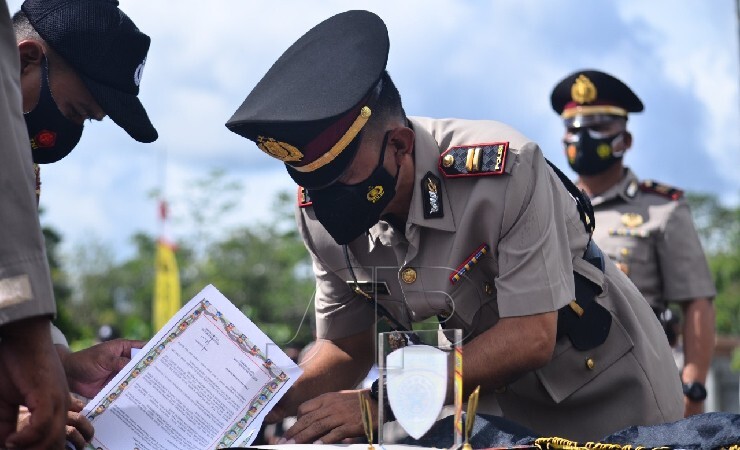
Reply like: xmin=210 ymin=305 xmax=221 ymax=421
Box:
xmin=225 ymin=10 xmax=389 ymax=189
xmin=22 ymin=0 xmax=158 ymax=143
xmin=550 ymin=69 xmax=643 ymax=128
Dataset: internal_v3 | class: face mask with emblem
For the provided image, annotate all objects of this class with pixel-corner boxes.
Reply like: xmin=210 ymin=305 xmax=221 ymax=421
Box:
xmin=309 ymin=132 xmax=399 ymax=245
xmin=563 ymin=127 xmax=625 ymax=176
xmin=25 ymin=58 xmax=84 ymax=164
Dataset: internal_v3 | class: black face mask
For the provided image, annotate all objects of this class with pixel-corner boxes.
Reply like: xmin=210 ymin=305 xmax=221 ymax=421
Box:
xmin=309 ymin=132 xmax=399 ymax=245
xmin=25 ymin=58 xmax=84 ymax=164
xmin=564 ymin=129 xmax=624 ymax=176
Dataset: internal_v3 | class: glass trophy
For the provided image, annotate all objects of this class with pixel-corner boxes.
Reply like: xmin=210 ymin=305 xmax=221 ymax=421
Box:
xmin=377 ymin=328 xmax=463 ymax=447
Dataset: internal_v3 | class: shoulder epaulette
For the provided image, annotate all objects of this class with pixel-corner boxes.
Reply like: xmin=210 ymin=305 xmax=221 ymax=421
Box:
xmin=639 ymin=180 xmax=683 ymax=200
xmin=438 ymin=142 xmax=508 ymax=178
xmin=297 ymin=186 xmax=312 ymax=207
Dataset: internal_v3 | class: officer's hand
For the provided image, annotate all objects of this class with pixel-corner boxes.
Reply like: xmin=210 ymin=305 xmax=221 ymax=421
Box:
xmin=17 ymin=396 xmax=94 ymax=450
xmin=0 ymin=316 xmax=70 ymax=449
xmin=684 ymin=398 xmax=704 ymax=418
xmin=283 ymin=389 xmax=376 ymax=444
xmin=60 ymin=339 xmax=146 ymax=398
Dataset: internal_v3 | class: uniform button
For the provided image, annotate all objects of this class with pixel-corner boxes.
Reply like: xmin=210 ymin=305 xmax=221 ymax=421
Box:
xmin=401 ymin=268 xmax=417 ymax=284
xmin=494 ymin=386 xmax=506 ymax=394
xmin=615 ymin=262 xmax=630 ymax=275
xmin=442 ymin=154 xmax=455 ymax=168
xmin=483 ymin=282 xmax=493 ymax=295
xmin=585 ymin=358 xmax=595 ymax=370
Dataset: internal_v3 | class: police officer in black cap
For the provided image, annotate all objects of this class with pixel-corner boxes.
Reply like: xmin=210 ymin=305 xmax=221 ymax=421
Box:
xmin=551 ymin=70 xmax=716 ymax=418
xmin=228 ymin=12 xmax=682 ymax=443
xmin=0 ymin=0 xmax=154 ymax=447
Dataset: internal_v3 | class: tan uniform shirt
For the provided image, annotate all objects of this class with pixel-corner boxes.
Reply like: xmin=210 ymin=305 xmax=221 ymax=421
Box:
xmin=590 ymin=168 xmax=716 ymax=310
xmin=0 ymin=0 xmax=56 ymax=328
xmin=297 ymin=117 xmax=682 ymax=440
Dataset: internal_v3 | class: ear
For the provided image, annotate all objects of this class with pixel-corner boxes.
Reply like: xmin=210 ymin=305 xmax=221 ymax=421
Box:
xmin=389 ymin=126 xmax=415 ymax=165
xmin=18 ymin=40 xmax=45 ymax=113
xmin=18 ymin=40 xmax=44 ymax=73
xmin=623 ymin=130 xmax=633 ymax=151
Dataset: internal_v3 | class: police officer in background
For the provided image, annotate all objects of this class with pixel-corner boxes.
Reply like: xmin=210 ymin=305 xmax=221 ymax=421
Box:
xmin=227 ymin=11 xmax=683 ymax=442
xmin=550 ymin=70 xmax=716 ymax=417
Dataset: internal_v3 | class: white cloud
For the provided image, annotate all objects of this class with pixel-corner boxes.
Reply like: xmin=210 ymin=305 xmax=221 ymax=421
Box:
xmin=8 ymin=0 xmax=739 ymax=259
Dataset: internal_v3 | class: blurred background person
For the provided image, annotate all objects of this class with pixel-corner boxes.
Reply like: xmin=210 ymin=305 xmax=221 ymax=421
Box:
xmin=550 ymin=69 xmax=716 ymax=417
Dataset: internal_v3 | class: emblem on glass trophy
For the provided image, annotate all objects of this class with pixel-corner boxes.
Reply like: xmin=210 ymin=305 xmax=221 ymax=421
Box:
xmin=378 ymin=329 xmax=463 ymax=447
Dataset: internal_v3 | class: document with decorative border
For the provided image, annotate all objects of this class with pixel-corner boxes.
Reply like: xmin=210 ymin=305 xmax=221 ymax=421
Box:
xmin=82 ymin=284 xmax=302 ymax=449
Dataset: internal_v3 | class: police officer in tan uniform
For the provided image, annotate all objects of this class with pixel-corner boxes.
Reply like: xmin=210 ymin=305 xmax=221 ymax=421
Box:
xmin=550 ymin=70 xmax=716 ymax=418
xmin=0 ymin=1 xmax=70 ymax=447
xmin=1 ymin=0 xmax=156 ymax=447
xmin=227 ymin=11 xmax=682 ymax=442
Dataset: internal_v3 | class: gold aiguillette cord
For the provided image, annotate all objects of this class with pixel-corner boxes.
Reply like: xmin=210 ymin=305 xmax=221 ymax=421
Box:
xmin=359 ymin=391 xmax=374 ymax=450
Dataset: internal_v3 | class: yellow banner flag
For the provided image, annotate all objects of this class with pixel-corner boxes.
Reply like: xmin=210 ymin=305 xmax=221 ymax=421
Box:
xmin=153 ymin=240 xmax=181 ymax=331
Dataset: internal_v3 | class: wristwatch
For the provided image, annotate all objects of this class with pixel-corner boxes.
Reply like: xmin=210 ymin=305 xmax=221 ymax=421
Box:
xmin=369 ymin=378 xmax=395 ymax=421
xmin=682 ymin=381 xmax=707 ymax=402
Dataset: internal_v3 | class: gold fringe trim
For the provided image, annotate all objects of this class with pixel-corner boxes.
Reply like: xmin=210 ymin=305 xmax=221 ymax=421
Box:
xmin=534 ymin=436 xmax=673 ymax=450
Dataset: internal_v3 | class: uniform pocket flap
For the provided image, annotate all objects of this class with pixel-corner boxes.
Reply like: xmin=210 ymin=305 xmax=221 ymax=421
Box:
xmin=535 ymin=315 xmax=634 ymax=404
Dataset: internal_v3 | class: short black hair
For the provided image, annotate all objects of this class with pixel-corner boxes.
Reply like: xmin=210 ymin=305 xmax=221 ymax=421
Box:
xmin=11 ymin=10 xmax=42 ymax=41
xmin=370 ymin=71 xmax=406 ymax=129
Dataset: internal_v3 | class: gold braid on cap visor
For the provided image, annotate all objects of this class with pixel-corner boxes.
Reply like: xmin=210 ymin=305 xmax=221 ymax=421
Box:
xmin=561 ymin=105 xmax=627 ymax=119
xmin=291 ymin=106 xmax=372 ymax=173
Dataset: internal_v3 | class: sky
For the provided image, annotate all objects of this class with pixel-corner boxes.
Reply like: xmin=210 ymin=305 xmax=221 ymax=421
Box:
xmin=8 ymin=0 xmax=739 ymax=261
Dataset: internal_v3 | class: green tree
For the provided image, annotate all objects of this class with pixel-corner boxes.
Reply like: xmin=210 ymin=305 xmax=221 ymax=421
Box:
xmin=63 ymin=169 xmax=314 ymax=352
xmin=40 ymin=213 xmax=84 ymax=342
xmin=189 ymin=191 xmax=315 ymax=347
xmin=686 ymin=193 xmax=740 ymax=336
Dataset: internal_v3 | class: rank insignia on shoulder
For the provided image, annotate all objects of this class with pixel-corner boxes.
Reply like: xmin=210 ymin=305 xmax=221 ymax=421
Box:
xmin=438 ymin=142 xmax=509 ymax=178
xmin=639 ymin=180 xmax=683 ymax=200
xmin=450 ymin=243 xmax=490 ymax=285
xmin=620 ymin=212 xmax=643 ymax=228
xmin=421 ymin=172 xmax=444 ymax=219
xmin=297 ymin=186 xmax=312 ymax=207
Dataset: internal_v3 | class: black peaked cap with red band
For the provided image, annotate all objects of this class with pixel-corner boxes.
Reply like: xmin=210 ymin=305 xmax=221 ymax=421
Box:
xmin=550 ymin=69 xmax=643 ymax=119
xmin=225 ymin=10 xmax=390 ymax=190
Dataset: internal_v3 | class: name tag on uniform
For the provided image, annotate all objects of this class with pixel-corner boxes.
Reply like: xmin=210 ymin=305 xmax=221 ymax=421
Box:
xmin=346 ymin=281 xmax=391 ymax=296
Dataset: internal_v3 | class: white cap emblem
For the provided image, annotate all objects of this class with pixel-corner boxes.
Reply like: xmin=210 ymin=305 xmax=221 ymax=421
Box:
xmin=134 ymin=57 xmax=147 ymax=86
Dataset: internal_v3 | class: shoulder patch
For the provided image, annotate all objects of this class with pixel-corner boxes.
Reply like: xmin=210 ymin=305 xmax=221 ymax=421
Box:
xmin=639 ymin=180 xmax=683 ymax=200
xmin=438 ymin=142 xmax=508 ymax=178
xmin=421 ymin=172 xmax=444 ymax=219
xmin=297 ymin=186 xmax=312 ymax=207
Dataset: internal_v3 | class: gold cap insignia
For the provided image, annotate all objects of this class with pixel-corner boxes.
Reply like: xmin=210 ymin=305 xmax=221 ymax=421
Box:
xmin=621 ymin=212 xmax=644 ymax=228
xmin=367 ymin=185 xmax=384 ymax=203
xmin=256 ymin=136 xmax=304 ymax=162
xmin=571 ymin=74 xmax=597 ymax=104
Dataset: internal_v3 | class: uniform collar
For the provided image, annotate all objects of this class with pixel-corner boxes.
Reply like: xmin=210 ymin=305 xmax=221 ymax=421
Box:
xmin=366 ymin=117 xmax=456 ymax=252
xmin=588 ymin=167 xmax=640 ymax=206
xmin=405 ymin=117 xmax=456 ymax=233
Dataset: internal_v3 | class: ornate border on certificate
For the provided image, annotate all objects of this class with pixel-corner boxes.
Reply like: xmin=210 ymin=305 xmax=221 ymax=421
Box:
xmin=86 ymin=299 xmax=291 ymax=449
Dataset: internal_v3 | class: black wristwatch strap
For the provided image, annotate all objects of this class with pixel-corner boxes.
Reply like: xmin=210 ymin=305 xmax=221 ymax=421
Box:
xmin=369 ymin=378 xmax=395 ymax=421
xmin=682 ymin=381 xmax=707 ymax=402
